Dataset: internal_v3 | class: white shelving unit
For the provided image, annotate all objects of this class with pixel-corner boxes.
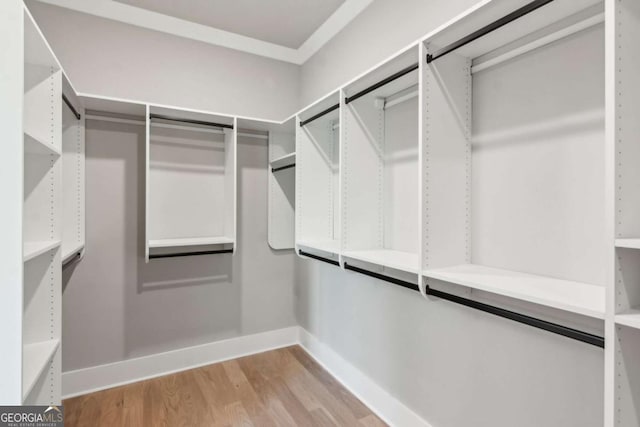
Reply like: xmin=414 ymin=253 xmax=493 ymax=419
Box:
xmin=612 ymin=0 xmax=640 ymax=425
xmin=421 ymin=0 xmax=606 ymax=319
xmin=341 ymin=47 xmax=420 ymax=274
xmin=21 ymin=6 xmax=62 ymax=405
xmin=61 ymin=74 xmax=85 ymax=265
xmin=146 ymin=105 xmax=237 ymax=260
xmin=296 ymin=93 xmax=341 ymax=259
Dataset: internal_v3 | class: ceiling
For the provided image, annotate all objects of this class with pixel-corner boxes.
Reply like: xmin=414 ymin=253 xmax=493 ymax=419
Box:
xmin=32 ymin=0 xmax=374 ymax=64
xmin=113 ymin=0 xmax=345 ymax=49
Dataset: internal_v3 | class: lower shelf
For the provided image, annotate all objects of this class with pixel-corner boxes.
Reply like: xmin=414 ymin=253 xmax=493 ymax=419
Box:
xmin=297 ymin=239 xmax=340 ymax=255
xmin=62 ymin=242 xmax=85 ymax=264
xmin=23 ymin=240 xmax=61 ymax=262
xmin=23 ymin=339 xmax=59 ymax=400
xmin=148 ymin=236 xmax=234 ymax=248
xmin=343 ymin=249 xmax=418 ymax=274
xmin=423 ymin=264 xmax=605 ymax=319
xmin=616 ymin=238 xmax=640 ymax=250
xmin=616 ymin=309 xmax=640 ymax=330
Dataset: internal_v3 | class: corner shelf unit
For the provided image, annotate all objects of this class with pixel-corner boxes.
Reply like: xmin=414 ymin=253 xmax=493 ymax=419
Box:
xmin=20 ymin=6 xmax=64 ymax=405
xmin=145 ymin=105 xmax=237 ymax=260
xmin=296 ymin=93 xmax=341 ymax=260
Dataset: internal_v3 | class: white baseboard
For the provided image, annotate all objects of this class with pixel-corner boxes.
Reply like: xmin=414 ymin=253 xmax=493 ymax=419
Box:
xmin=298 ymin=328 xmax=431 ymax=427
xmin=62 ymin=326 xmax=430 ymax=427
xmin=62 ymin=326 xmax=300 ymax=399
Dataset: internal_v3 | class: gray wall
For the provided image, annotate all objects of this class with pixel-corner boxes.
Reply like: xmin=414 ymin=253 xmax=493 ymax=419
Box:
xmin=295 ymin=262 xmax=603 ymax=427
xmin=61 ymin=120 xmax=296 ymax=371
xmin=26 ymin=1 xmax=299 ymax=121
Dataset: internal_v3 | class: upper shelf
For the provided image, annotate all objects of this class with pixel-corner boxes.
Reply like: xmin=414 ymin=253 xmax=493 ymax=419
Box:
xmin=616 ymin=239 xmax=640 ymax=250
xmin=423 ymin=264 xmax=605 ymax=319
xmin=425 ymin=0 xmax=602 ymax=63
xmin=24 ymin=132 xmax=61 ymax=157
xmin=298 ymin=239 xmax=340 ymax=255
xmin=148 ymin=236 xmax=234 ymax=248
xmin=24 ymin=9 xmax=60 ymax=69
xmin=271 ymin=152 xmax=296 ymax=170
xmin=616 ymin=309 xmax=640 ymax=330
xmin=24 ymin=240 xmax=61 ymax=263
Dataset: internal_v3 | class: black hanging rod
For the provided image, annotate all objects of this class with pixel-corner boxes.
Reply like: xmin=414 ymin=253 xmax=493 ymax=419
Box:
xmin=298 ymin=250 xmax=340 ymax=266
xmin=150 ymin=249 xmax=233 ymax=259
xmin=345 ymin=62 xmax=419 ymax=105
xmin=344 ymin=263 xmax=419 ymax=292
xmin=426 ymin=0 xmax=555 ymax=64
xmin=272 ymin=163 xmax=296 ymax=173
xmin=344 ymin=262 xmax=604 ymax=348
xmin=62 ymin=94 xmax=81 ymax=120
xmin=425 ymin=285 xmax=605 ymax=348
xmin=299 ymin=103 xmax=339 ymax=127
xmin=149 ymin=113 xmax=234 ymax=129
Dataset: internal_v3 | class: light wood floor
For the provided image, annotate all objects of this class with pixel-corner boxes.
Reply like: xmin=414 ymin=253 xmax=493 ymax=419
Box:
xmin=64 ymin=345 xmax=386 ymax=426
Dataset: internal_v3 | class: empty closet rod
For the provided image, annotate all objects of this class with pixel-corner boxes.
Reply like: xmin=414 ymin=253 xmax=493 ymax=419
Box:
xmin=343 ymin=262 xmax=605 ymax=348
xmin=149 ymin=114 xmax=234 ymax=129
xmin=344 ymin=263 xmax=420 ymax=292
xmin=62 ymin=94 xmax=81 ymax=120
xmin=149 ymin=249 xmax=234 ymax=259
xmin=272 ymin=163 xmax=296 ymax=173
xmin=299 ymin=104 xmax=340 ymax=127
xmin=426 ymin=0 xmax=555 ymax=64
xmin=298 ymin=250 xmax=340 ymax=266
xmin=345 ymin=63 xmax=419 ymax=104
xmin=471 ymin=12 xmax=604 ymax=74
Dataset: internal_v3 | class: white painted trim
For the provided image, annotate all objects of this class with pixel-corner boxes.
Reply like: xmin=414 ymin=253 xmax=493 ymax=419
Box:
xmin=61 ymin=326 xmax=299 ymax=399
xmin=298 ymin=328 xmax=432 ymax=427
xmin=297 ymin=0 xmax=374 ymax=63
xmin=31 ymin=0 xmax=372 ymax=65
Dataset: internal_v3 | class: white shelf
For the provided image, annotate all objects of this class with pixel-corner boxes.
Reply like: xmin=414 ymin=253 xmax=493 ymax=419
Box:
xmin=616 ymin=309 xmax=640 ymax=330
xmin=62 ymin=242 xmax=84 ymax=264
xmin=343 ymin=249 xmax=419 ymax=274
xmin=270 ymin=152 xmax=296 ymax=170
xmin=423 ymin=264 xmax=605 ymax=319
xmin=615 ymin=239 xmax=640 ymax=249
xmin=298 ymin=239 xmax=340 ymax=255
xmin=148 ymin=236 xmax=234 ymax=248
xmin=23 ymin=240 xmax=61 ymax=263
xmin=22 ymin=339 xmax=60 ymax=400
xmin=24 ymin=132 xmax=61 ymax=157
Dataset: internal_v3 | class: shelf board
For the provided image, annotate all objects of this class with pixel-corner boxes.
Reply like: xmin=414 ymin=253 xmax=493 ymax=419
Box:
xmin=343 ymin=249 xmax=419 ymax=274
xmin=24 ymin=132 xmax=61 ymax=157
xmin=616 ymin=309 xmax=640 ymax=330
xmin=23 ymin=240 xmax=61 ymax=263
xmin=23 ymin=339 xmax=60 ymax=400
xmin=62 ymin=242 xmax=85 ymax=264
xmin=615 ymin=239 xmax=640 ymax=250
xmin=270 ymin=152 xmax=296 ymax=170
xmin=423 ymin=264 xmax=605 ymax=319
xmin=297 ymin=239 xmax=340 ymax=255
xmin=148 ymin=236 xmax=234 ymax=248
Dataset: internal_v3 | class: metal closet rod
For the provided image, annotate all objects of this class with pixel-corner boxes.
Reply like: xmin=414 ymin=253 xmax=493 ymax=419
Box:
xmin=272 ymin=163 xmax=296 ymax=173
xmin=426 ymin=0 xmax=555 ymax=64
xmin=341 ymin=262 xmax=605 ymax=348
xmin=299 ymin=103 xmax=339 ymax=127
xmin=62 ymin=251 xmax=82 ymax=267
xmin=150 ymin=249 xmax=234 ymax=259
xmin=298 ymin=250 xmax=340 ymax=266
xmin=62 ymin=94 xmax=81 ymax=120
xmin=345 ymin=62 xmax=419 ymax=105
xmin=149 ymin=113 xmax=234 ymax=129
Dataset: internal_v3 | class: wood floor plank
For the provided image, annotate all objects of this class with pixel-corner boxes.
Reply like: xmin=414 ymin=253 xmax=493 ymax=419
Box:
xmin=63 ymin=346 xmax=387 ymax=427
